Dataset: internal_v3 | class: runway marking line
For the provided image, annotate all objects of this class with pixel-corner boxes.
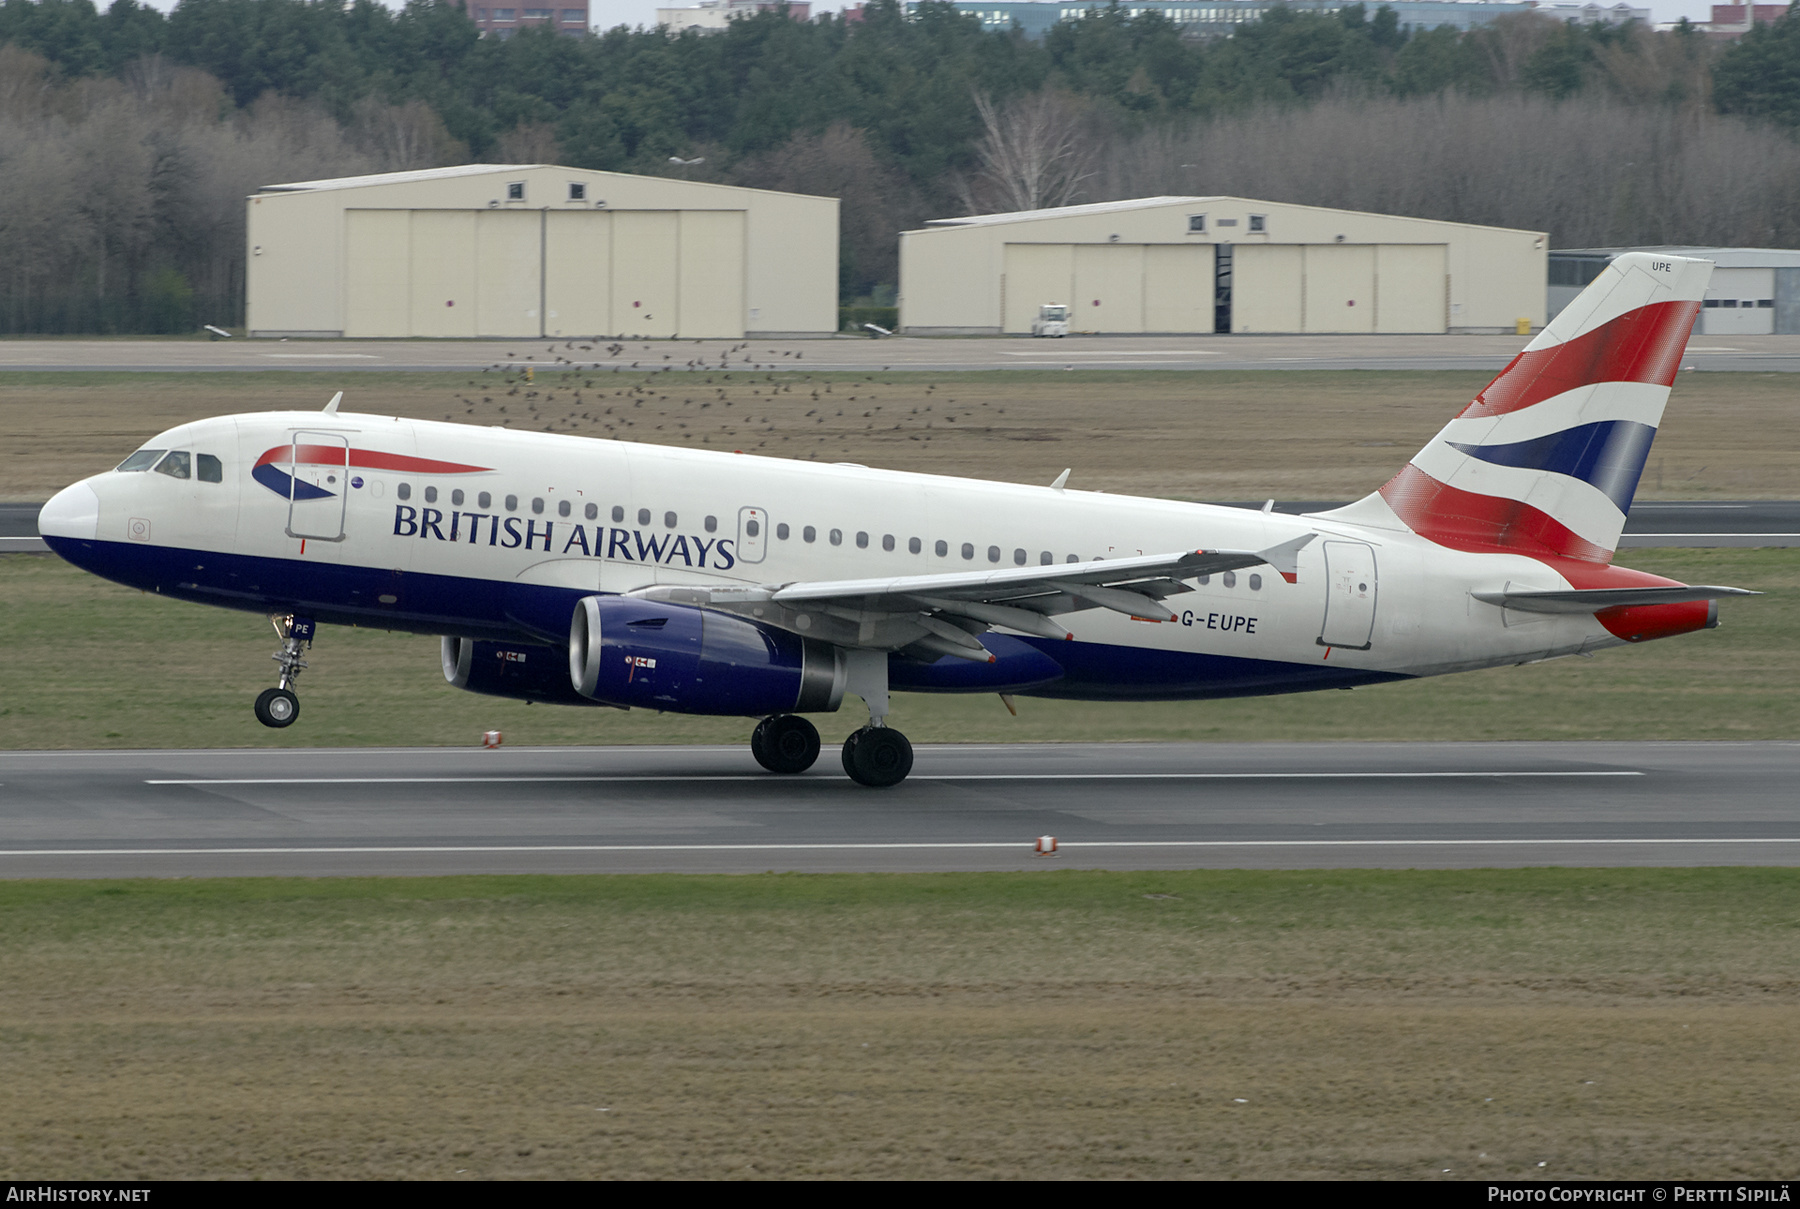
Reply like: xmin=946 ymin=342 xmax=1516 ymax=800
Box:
xmin=145 ymin=771 xmax=1645 ymax=786
xmin=0 ymin=837 xmax=1793 ymax=858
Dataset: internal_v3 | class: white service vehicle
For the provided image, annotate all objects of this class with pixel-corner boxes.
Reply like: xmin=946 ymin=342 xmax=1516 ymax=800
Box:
xmin=1031 ymin=304 xmax=1069 ymax=337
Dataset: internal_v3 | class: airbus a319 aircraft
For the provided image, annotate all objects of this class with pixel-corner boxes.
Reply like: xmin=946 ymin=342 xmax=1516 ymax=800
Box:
xmin=38 ymin=252 xmax=1754 ymax=786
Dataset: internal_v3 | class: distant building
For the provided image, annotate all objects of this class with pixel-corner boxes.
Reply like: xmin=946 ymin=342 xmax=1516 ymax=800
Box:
xmin=1699 ymin=3 xmax=1788 ymax=40
xmin=914 ymin=1 xmax=1646 ymax=40
xmin=1549 ymin=247 xmax=1800 ymax=334
xmin=463 ymin=0 xmax=589 ymax=38
xmin=656 ymin=1 xmax=812 ymax=32
xmin=247 ymin=165 xmax=838 ymax=339
xmin=901 ymin=196 xmax=1546 ymax=336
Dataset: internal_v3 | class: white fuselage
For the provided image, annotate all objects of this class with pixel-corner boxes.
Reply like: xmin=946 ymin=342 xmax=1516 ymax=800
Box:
xmin=42 ymin=409 xmax=1633 ymax=701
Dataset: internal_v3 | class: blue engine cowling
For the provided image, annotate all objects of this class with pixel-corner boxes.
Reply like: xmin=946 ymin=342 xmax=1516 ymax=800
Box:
xmin=568 ymin=595 xmax=847 ymax=716
xmin=441 ymin=637 xmax=612 ymax=707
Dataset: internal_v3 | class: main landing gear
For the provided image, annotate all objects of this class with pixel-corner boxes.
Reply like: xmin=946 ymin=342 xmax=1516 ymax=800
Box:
xmin=751 ymin=650 xmax=915 ymax=787
xmin=254 ymin=614 xmax=315 ymax=729
xmin=749 ymin=715 xmax=915 ymax=787
xmin=751 ymin=714 xmax=822 ymax=774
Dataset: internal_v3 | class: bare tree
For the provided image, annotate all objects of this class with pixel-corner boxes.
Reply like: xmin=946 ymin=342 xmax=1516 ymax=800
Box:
xmin=493 ymin=122 xmax=562 ymax=165
xmin=352 ymin=97 xmax=466 ymax=171
xmin=955 ymin=90 xmax=1099 ymax=215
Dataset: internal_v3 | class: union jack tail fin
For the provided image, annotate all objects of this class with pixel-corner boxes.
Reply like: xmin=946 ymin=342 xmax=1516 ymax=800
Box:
xmin=1322 ymin=252 xmax=1711 ymax=564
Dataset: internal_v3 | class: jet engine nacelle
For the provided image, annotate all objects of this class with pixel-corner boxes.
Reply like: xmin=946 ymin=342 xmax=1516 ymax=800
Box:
xmin=568 ymin=595 xmax=847 ymax=716
xmin=442 ymin=637 xmax=610 ymax=707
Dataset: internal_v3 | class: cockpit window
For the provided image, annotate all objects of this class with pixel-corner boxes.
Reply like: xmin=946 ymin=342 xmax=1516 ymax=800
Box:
xmin=153 ymin=450 xmax=191 ymax=480
xmin=197 ymin=454 xmax=222 ymax=483
xmin=117 ymin=449 xmax=166 ymax=472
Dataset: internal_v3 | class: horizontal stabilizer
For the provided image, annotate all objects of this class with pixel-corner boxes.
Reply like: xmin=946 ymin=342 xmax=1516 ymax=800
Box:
xmin=1471 ymin=585 xmax=1759 ymax=614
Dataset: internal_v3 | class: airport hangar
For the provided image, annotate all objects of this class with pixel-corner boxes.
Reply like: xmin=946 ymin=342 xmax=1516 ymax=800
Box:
xmin=245 ymin=164 xmax=838 ymax=340
xmin=897 ymin=197 xmax=1547 ymax=336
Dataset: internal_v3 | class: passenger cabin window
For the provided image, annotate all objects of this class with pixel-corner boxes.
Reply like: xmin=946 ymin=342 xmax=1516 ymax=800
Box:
xmin=505 ymin=494 xmax=518 ymax=512
xmin=479 ymin=492 xmax=492 ymax=509
xmin=1249 ymin=573 xmax=1263 ymax=590
xmin=154 ymin=451 xmax=190 ymax=479
xmin=1040 ymin=551 xmax=1053 ymax=565
xmin=935 ymin=540 xmax=948 ymax=557
xmin=397 ymin=482 xmax=412 ymax=501
xmin=196 ymin=454 xmax=222 ymax=483
xmin=424 ymin=486 xmax=438 ymax=503
xmin=803 ymin=526 xmax=816 ymax=543
xmin=856 ymin=532 xmax=869 ymax=549
xmin=909 ymin=537 xmax=922 ymax=554
xmin=1223 ymin=571 xmax=1237 ymax=588
xmin=961 ymin=542 xmax=974 ymax=560
xmin=117 ymin=449 xmax=166 ymax=472
xmin=664 ymin=511 xmax=677 ymax=528
xmin=452 ymin=489 xmax=465 ymax=506
xmin=584 ymin=503 xmax=598 ymax=520
xmin=987 ymin=545 xmax=1001 ymax=563
xmin=637 ymin=508 xmax=651 ymax=525
xmin=829 ymin=529 xmax=843 ymax=546
xmin=531 ymin=497 xmax=544 ymax=514
xmin=1013 ymin=549 xmax=1027 ymax=565
xmin=612 ymin=506 xmax=624 ymax=522
xmin=558 ymin=500 xmax=571 ymax=517
xmin=705 ymin=515 xmax=718 ymax=533
xmin=882 ymin=535 xmax=895 ymax=552
xmin=777 ymin=523 xmax=790 ymax=540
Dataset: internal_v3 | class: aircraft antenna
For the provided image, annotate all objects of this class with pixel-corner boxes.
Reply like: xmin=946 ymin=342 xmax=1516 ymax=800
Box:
xmin=322 ymin=391 xmax=343 ymax=415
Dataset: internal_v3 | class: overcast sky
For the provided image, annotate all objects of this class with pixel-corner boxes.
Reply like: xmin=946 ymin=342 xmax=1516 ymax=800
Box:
xmin=130 ymin=0 xmax=1723 ymax=39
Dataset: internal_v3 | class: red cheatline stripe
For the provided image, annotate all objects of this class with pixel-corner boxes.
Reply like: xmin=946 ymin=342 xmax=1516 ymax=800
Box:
xmin=1378 ymin=463 xmax=1614 ymax=563
xmin=254 ymin=446 xmax=490 ymax=474
xmin=1457 ymin=299 xmax=1700 ymax=420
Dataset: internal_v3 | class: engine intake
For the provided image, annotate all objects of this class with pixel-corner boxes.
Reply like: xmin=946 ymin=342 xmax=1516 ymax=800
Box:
xmin=568 ymin=595 xmax=846 ymax=716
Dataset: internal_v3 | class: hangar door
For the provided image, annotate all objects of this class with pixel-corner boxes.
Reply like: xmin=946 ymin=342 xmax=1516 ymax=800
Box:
xmin=343 ymin=209 xmax=746 ymax=339
xmin=1002 ymin=244 xmax=1214 ymax=334
xmin=1229 ymin=244 xmax=1447 ymax=334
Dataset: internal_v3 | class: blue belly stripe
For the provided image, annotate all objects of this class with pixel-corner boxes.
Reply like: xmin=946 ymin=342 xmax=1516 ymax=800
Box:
xmin=43 ymin=536 xmax=1408 ymax=705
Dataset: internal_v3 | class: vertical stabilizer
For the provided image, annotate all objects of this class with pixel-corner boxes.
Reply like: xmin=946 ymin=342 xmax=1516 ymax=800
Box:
xmin=1317 ymin=252 xmax=1711 ymax=563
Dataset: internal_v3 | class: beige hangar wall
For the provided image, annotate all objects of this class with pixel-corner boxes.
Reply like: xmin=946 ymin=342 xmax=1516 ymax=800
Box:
xmin=899 ymin=196 xmax=1546 ymax=336
xmin=247 ymin=165 xmax=833 ymax=339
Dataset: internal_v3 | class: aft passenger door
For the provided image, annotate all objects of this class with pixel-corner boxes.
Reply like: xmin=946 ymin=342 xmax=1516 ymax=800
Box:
xmin=284 ymin=432 xmax=349 ymax=542
xmin=1318 ymin=540 xmax=1377 ymax=650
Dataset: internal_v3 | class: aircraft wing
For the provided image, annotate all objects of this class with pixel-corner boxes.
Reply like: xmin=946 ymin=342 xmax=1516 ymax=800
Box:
xmin=631 ymin=534 xmax=1314 ymax=663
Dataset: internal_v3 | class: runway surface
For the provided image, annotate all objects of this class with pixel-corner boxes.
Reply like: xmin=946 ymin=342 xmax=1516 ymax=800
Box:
xmin=8 ymin=500 xmax=1796 ymax=552
xmin=4 ymin=333 xmax=1800 ymax=373
xmin=3 ymin=741 xmax=1797 ymax=877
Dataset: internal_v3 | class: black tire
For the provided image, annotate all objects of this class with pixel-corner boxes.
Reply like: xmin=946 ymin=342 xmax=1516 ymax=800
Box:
xmin=757 ymin=715 xmax=820 ymax=774
xmin=844 ymin=726 xmax=913 ymax=788
xmin=254 ymin=687 xmax=299 ymax=729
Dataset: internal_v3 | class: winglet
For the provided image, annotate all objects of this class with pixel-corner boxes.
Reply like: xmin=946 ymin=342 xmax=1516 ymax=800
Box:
xmin=322 ymin=391 xmax=343 ymax=415
xmin=1258 ymin=533 xmax=1316 ymax=584
xmin=1050 ymin=469 xmax=1070 ymax=492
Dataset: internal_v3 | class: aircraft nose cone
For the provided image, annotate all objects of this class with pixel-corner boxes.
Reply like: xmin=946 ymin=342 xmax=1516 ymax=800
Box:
xmin=39 ymin=480 xmax=100 ymax=541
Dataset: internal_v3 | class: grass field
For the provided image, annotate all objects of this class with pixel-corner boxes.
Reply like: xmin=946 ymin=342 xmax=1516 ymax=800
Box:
xmin=4 ymin=368 xmax=1797 ymax=503
xmin=1 ymin=869 xmax=1797 ymax=1179
xmin=0 ymin=547 xmax=1791 ymax=749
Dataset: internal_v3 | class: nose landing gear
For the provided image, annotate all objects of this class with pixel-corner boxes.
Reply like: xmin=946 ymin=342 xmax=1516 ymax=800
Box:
xmin=255 ymin=614 xmax=314 ymax=729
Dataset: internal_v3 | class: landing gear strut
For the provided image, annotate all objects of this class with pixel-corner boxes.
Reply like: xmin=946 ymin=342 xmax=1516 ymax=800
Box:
xmin=838 ymin=648 xmax=912 ymax=787
xmin=255 ymin=614 xmax=314 ymax=729
xmin=751 ymin=714 xmax=821 ymax=774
